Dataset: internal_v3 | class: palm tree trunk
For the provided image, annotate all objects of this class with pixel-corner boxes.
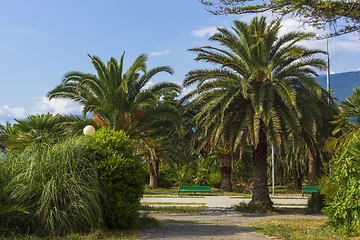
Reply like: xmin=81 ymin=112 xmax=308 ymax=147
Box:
xmin=308 ymin=150 xmax=316 ymax=186
xmin=292 ymin=158 xmax=302 ymax=190
xmin=249 ymin=121 xmax=273 ymax=206
xmin=219 ymin=153 xmax=233 ymax=192
xmin=149 ymin=157 xmax=159 ymax=188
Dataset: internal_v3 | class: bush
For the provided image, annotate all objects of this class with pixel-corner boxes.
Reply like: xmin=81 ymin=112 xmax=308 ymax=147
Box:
xmin=210 ymin=172 xmax=221 ymax=188
xmin=86 ymin=128 xmax=145 ymax=230
xmin=2 ymin=138 xmax=104 ymax=236
xmin=158 ymin=167 xmax=174 ymax=189
xmin=305 ymin=192 xmax=325 ymax=214
xmin=323 ymin=138 xmax=360 ymax=236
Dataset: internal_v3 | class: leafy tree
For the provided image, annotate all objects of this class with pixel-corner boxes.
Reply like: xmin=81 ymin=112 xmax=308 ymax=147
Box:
xmin=200 ymin=0 xmax=360 ymax=38
xmin=182 ymin=16 xmax=326 ymax=206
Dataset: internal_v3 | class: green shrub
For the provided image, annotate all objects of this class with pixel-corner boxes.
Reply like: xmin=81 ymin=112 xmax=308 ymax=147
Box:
xmin=2 ymin=138 xmax=104 ymax=236
xmin=210 ymin=172 xmax=221 ymax=188
xmin=305 ymin=192 xmax=325 ymax=214
xmin=323 ymin=138 xmax=360 ymax=236
xmin=86 ymin=128 xmax=145 ymax=230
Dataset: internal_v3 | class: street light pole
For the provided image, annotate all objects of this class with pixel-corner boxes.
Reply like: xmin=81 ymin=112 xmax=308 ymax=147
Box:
xmin=326 ymin=38 xmax=330 ymax=103
xmin=272 ymin=144 xmax=275 ymax=195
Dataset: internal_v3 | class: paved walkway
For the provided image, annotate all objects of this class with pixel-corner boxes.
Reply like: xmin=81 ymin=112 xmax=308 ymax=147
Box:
xmin=139 ymin=195 xmax=323 ymax=239
xmin=141 ymin=195 xmax=308 ymax=208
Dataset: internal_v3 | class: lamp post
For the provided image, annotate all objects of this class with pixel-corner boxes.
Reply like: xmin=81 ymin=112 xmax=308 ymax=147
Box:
xmin=326 ymin=38 xmax=331 ymax=103
xmin=316 ymin=35 xmax=331 ymax=102
xmin=272 ymin=144 xmax=275 ymax=195
xmin=83 ymin=125 xmax=95 ymax=136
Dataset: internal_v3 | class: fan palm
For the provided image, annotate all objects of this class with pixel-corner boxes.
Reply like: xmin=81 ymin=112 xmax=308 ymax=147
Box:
xmin=182 ymin=16 xmax=326 ymax=206
xmin=8 ymin=113 xmax=66 ymax=152
xmin=1 ymin=123 xmax=15 ymax=152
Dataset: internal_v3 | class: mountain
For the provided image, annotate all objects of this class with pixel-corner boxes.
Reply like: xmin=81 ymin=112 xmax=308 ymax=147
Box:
xmin=316 ymin=71 xmax=360 ymax=103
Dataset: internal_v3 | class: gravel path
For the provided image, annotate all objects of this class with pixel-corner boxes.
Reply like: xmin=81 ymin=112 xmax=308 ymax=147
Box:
xmin=139 ymin=208 xmax=327 ymax=239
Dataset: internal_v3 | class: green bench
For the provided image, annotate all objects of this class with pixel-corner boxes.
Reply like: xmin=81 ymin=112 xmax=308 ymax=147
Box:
xmin=178 ymin=186 xmax=211 ymax=195
xmin=302 ymin=186 xmax=322 ymax=197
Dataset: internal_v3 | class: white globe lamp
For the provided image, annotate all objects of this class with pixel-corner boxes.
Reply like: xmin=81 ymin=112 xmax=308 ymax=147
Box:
xmin=83 ymin=125 xmax=96 ymax=136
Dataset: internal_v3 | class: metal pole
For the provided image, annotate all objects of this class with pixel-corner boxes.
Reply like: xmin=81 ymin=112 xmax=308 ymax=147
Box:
xmin=326 ymin=38 xmax=330 ymax=103
xmin=326 ymin=37 xmax=332 ymax=174
xmin=272 ymin=144 xmax=275 ymax=195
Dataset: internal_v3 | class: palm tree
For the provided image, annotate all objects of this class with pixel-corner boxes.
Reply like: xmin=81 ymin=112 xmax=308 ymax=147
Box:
xmin=47 ymin=53 xmax=183 ymax=138
xmin=182 ymin=16 xmax=326 ymax=206
xmin=0 ymin=122 xmax=17 ymax=152
xmin=48 ymin=53 xmax=185 ymax=188
xmin=8 ymin=113 xmax=66 ymax=152
xmin=328 ymin=87 xmax=360 ymax=151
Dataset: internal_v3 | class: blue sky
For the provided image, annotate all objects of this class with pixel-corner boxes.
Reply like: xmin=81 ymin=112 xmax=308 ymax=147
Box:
xmin=1 ymin=0 xmax=360 ymax=125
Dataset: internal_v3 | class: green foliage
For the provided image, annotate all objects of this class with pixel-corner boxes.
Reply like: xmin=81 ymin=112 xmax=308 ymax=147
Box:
xmin=305 ymin=192 xmax=325 ymax=214
xmin=323 ymin=137 xmax=360 ymax=236
xmin=209 ymin=172 xmax=221 ymax=189
xmin=173 ymin=165 xmax=196 ymax=187
xmin=86 ymin=128 xmax=145 ymax=230
xmin=8 ymin=113 xmax=66 ymax=153
xmin=231 ymin=152 xmax=253 ymax=192
xmin=157 ymin=167 xmax=174 ymax=189
xmin=182 ymin=16 xmax=327 ymax=204
xmin=200 ymin=0 xmax=360 ymax=38
xmin=47 ymin=53 xmax=182 ymax=137
xmin=2 ymin=138 xmax=104 ymax=236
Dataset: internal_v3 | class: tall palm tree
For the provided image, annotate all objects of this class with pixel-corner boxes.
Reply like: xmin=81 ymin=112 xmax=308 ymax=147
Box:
xmin=182 ymin=16 xmax=326 ymax=206
xmin=48 ymin=53 xmax=184 ymax=188
xmin=47 ymin=53 xmax=183 ymax=138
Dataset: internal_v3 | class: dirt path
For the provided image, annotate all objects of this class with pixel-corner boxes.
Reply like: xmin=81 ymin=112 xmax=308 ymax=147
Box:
xmin=139 ymin=208 xmax=327 ymax=239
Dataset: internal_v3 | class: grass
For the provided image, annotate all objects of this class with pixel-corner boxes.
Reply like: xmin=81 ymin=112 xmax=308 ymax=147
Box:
xmin=247 ymin=219 xmax=356 ymax=240
xmin=140 ymin=205 xmax=208 ymax=214
xmin=0 ymin=214 xmax=162 ymax=240
xmin=141 ymin=202 xmax=206 ymax=205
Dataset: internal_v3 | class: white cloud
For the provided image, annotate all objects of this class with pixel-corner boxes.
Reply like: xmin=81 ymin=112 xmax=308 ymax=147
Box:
xmin=151 ymin=49 xmax=171 ymax=56
xmin=0 ymin=105 xmax=27 ymax=120
xmin=191 ymin=26 xmax=218 ymax=38
xmin=144 ymin=80 xmax=154 ymax=90
xmin=32 ymin=97 xmax=82 ymax=115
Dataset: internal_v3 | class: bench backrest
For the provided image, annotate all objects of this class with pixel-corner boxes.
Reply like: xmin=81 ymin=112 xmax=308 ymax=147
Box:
xmin=179 ymin=186 xmax=211 ymax=192
xmin=303 ymin=186 xmax=322 ymax=192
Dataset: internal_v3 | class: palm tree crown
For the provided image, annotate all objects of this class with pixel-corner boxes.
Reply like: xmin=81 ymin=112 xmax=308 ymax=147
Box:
xmin=182 ymin=16 xmax=326 ymax=205
xmin=48 ymin=53 xmax=183 ymax=138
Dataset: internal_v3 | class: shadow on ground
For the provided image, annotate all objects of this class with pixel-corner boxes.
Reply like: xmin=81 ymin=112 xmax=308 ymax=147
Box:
xmin=140 ymin=221 xmax=270 ymax=239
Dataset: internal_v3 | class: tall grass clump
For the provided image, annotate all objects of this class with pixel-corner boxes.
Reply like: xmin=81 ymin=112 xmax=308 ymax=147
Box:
xmin=2 ymin=138 xmax=104 ymax=236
